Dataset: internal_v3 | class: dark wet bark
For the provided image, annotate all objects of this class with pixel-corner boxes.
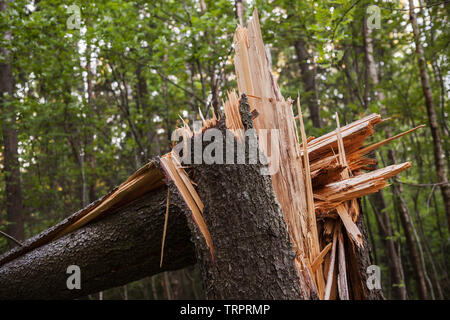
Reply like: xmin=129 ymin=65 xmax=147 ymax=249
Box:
xmin=294 ymin=38 xmax=322 ymax=128
xmin=0 ymin=187 xmax=196 ymax=300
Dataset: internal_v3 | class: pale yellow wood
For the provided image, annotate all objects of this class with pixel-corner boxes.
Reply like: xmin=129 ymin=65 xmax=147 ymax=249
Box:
xmin=336 ymin=204 xmax=363 ymax=247
xmin=160 ymin=188 xmax=171 ymax=267
xmin=314 ymin=162 xmax=411 ymax=211
xmin=160 ymin=153 xmax=214 ymax=260
xmin=324 ymin=225 xmax=338 ymax=300
xmin=233 ymin=9 xmax=322 ymax=296
xmin=311 ymin=242 xmax=333 ymax=273
xmin=350 ymin=124 xmax=425 ymax=159
xmin=298 ymin=97 xmax=325 ymax=298
xmin=337 ymin=227 xmax=349 ymax=300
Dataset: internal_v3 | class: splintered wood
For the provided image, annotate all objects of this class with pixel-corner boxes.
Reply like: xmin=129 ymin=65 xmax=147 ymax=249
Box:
xmin=225 ymin=9 xmax=422 ymax=299
xmin=234 ymin=10 xmax=324 ymax=298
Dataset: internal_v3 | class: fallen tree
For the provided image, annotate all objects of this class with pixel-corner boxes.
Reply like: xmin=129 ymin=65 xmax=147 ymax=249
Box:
xmin=173 ymin=100 xmax=309 ymax=299
xmin=0 ymin=9 xmax=422 ymax=300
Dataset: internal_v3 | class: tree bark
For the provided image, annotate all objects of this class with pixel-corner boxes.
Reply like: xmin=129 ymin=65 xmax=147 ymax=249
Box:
xmin=0 ymin=0 xmax=25 ymax=248
xmin=294 ymin=38 xmax=322 ymax=128
xmin=409 ymin=0 xmax=450 ymax=233
xmin=1 ymin=114 xmax=311 ymax=301
xmin=179 ymin=115 xmax=307 ymax=299
xmin=368 ymin=191 xmax=408 ymax=299
xmin=0 ymin=186 xmax=196 ymax=299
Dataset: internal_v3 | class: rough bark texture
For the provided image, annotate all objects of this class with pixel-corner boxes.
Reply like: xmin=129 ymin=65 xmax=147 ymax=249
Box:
xmin=179 ymin=115 xmax=306 ymax=299
xmin=409 ymin=0 xmax=450 ymax=233
xmin=294 ymin=38 xmax=322 ymax=128
xmin=392 ymin=182 xmax=428 ymax=300
xmin=0 ymin=0 xmax=25 ymax=248
xmin=369 ymin=190 xmax=408 ymax=299
xmin=0 ymin=187 xmax=196 ymax=299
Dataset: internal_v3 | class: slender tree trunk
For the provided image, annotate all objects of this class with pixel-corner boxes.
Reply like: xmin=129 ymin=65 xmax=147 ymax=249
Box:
xmin=392 ymin=183 xmax=429 ymax=299
xmin=363 ymin=17 xmax=408 ymax=300
xmin=62 ymin=87 xmax=90 ymax=209
xmin=210 ymin=70 xmax=221 ymax=118
xmin=0 ymin=0 xmax=24 ymax=248
xmin=198 ymin=0 xmax=221 ymax=118
xmin=161 ymin=55 xmax=172 ymax=152
xmin=412 ymin=192 xmax=444 ymax=299
xmin=136 ymin=64 xmax=160 ymax=158
xmin=424 ymin=1 xmax=449 ymax=138
xmin=151 ymin=276 xmax=160 ymax=299
xmin=122 ymin=285 xmax=128 ymax=300
xmin=162 ymin=272 xmax=173 ymax=300
xmin=166 ymin=269 xmax=193 ymax=299
xmin=235 ymin=0 xmax=245 ymax=25
xmin=177 ymin=108 xmax=309 ymax=299
xmin=294 ymin=38 xmax=322 ymax=128
xmin=409 ymin=0 xmax=450 ymax=232
xmin=80 ymin=150 xmax=89 ymax=206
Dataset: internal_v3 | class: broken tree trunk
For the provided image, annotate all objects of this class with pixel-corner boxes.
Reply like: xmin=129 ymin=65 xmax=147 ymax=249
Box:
xmin=170 ymin=100 xmax=308 ymax=299
xmin=0 ymin=186 xmax=195 ymax=299
xmin=0 ymin=9 xmax=420 ymax=300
